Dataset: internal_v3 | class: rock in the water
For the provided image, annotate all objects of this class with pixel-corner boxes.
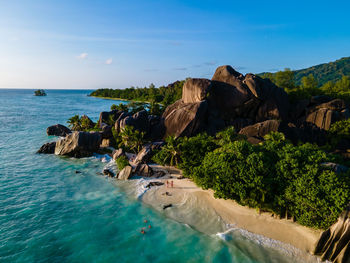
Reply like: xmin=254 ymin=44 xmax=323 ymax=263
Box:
xmin=314 ymin=203 xmax=350 ymax=263
xmin=54 ymin=131 xmax=101 ymax=158
xmin=37 ymin=141 xmax=56 ymax=154
xmin=162 ymin=100 xmax=208 ymax=138
xmin=146 ymin=181 xmax=164 ymax=188
xmin=182 ymin=78 xmax=211 ymax=103
xmin=134 ymin=163 xmax=153 ymax=177
xmin=117 ymin=166 xmax=133 ymax=180
xmin=103 ymin=169 xmax=114 ymax=177
xmin=46 ymin=124 xmax=71 ymax=137
xmin=112 ymin=148 xmax=126 ymax=161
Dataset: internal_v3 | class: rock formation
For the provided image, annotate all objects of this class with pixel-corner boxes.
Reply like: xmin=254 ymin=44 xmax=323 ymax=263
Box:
xmin=54 ymin=131 xmax=101 ymax=157
xmin=37 ymin=142 xmax=56 ymax=154
xmin=46 ymin=124 xmax=71 ymax=137
xmin=314 ymin=203 xmax=350 ymax=263
xmin=117 ymin=166 xmax=133 ymax=180
xmin=162 ymin=65 xmax=290 ymax=138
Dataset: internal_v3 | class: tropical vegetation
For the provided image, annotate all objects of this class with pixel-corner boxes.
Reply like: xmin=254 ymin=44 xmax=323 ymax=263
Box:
xmin=153 ymin=129 xmax=350 ymax=229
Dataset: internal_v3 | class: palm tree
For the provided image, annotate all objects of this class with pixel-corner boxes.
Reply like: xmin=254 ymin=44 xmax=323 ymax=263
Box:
xmin=119 ymin=125 xmax=145 ymax=153
xmin=160 ymin=136 xmax=183 ymax=166
xmin=67 ymin=115 xmax=81 ymax=130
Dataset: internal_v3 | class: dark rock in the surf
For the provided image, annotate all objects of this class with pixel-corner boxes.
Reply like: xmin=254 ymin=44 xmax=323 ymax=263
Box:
xmin=75 ymin=170 xmax=82 ymax=174
xmin=103 ymin=169 xmax=114 ymax=177
xmin=182 ymin=78 xmax=211 ymax=103
xmin=117 ymin=165 xmax=133 ymax=180
xmin=37 ymin=141 xmax=56 ymax=154
xmin=314 ymin=203 xmax=350 ymax=263
xmin=163 ymin=204 xmax=172 ymax=210
xmin=112 ymin=148 xmax=126 ymax=161
xmin=146 ymin=181 xmax=164 ymax=188
xmin=134 ymin=163 xmax=153 ymax=177
xmin=54 ymin=131 xmax=101 ymax=158
xmin=46 ymin=124 xmax=71 ymax=137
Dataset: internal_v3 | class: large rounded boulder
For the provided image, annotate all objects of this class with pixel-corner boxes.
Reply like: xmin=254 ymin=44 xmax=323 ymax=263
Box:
xmin=54 ymin=131 xmax=101 ymax=157
xmin=46 ymin=124 xmax=71 ymax=137
xmin=162 ymin=100 xmax=208 ymax=138
xmin=182 ymin=78 xmax=211 ymax=103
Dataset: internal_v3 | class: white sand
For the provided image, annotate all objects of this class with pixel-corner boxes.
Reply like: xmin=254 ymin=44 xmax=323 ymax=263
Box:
xmin=140 ymin=165 xmax=322 ymax=255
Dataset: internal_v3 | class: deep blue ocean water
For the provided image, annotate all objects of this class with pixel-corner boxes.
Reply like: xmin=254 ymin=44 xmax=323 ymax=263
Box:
xmin=0 ymin=89 xmax=317 ymax=263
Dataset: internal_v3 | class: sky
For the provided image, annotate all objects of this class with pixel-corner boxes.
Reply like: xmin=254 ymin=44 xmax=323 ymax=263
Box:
xmin=0 ymin=0 xmax=349 ymax=89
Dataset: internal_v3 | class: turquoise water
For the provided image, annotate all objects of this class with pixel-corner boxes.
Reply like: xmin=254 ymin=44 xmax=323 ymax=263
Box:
xmin=0 ymin=89 xmax=316 ymax=263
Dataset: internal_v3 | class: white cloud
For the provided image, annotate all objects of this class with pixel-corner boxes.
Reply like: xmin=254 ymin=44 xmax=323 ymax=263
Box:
xmin=105 ymin=58 xmax=113 ymax=65
xmin=77 ymin=53 xmax=88 ymax=59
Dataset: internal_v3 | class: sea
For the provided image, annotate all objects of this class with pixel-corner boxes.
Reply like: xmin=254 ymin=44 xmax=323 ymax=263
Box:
xmin=0 ymin=89 xmax=320 ymax=263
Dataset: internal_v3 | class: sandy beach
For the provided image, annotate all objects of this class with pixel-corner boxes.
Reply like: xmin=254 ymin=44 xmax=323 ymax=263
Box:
xmin=138 ymin=165 xmax=322 ymax=257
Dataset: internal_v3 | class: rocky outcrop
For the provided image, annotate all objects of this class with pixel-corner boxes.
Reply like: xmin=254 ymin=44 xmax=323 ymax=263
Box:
xmin=163 ymin=100 xmax=208 ymax=138
xmin=37 ymin=142 xmax=56 ymax=154
xmin=305 ymin=99 xmax=347 ymax=130
xmin=46 ymin=124 xmax=71 ymax=137
xmin=117 ymin=166 xmax=133 ymax=180
xmin=314 ymin=204 xmax=350 ymax=263
xmin=54 ymin=131 xmax=101 ymax=157
xmin=98 ymin=110 xmax=123 ymax=128
xmin=162 ymin=65 xmax=290 ymax=138
xmin=182 ymin=78 xmax=211 ymax=103
xmin=119 ymin=110 xmax=150 ymax=134
xmin=112 ymin=148 xmax=126 ymax=161
xmin=134 ymin=163 xmax=153 ymax=177
xmin=238 ymin=120 xmax=281 ymax=140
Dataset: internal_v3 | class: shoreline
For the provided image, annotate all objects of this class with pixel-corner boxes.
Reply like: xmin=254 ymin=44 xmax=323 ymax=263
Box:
xmin=90 ymin=95 xmax=152 ymax=104
xmin=133 ymin=164 xmax=322 ymax=259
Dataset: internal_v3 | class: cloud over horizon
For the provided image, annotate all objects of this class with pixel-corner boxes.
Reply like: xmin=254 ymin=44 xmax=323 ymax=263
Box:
xmin=77 ymin=53 xmax=88 ymax=59
xmin=105 ymin=58 xmax=113 ymax=65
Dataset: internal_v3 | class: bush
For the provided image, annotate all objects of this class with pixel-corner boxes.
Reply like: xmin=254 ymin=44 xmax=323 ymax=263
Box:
xmin=163 ymin=131 xmax=350 ymax=229
xmin=116 ymin=156 xmax=129 ymax=171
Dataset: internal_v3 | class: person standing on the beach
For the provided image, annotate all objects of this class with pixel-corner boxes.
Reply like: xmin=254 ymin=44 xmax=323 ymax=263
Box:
xmin=166 ymin=180 xmax=169 ymax=188
xmin=171 ymin=181 xmax=173 ymax=188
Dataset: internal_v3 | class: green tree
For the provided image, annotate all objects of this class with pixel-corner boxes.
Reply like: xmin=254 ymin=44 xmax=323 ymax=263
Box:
xmin=274 ymin=68 xmax=295 ymax=90
xmin=301 ymin=74 xmax=318 ymax=90
xmin=119 ymin=125 xmax=145 ymax=153
xmin=67 ymin=115 xmax=81 ymax=130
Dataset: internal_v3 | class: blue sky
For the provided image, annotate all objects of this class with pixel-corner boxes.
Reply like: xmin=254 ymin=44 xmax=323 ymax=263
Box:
xmin=0 ymin=0 xmax=349 ymax=89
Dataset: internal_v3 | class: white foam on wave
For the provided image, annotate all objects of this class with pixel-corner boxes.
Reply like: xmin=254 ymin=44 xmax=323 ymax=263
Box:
xmin=215 ymin=225 xmax=325 ymax=262
xmin=135 ymin=178 xmax=164 ymax=198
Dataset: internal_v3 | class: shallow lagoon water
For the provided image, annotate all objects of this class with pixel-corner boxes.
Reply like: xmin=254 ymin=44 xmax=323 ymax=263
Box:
xmin=0 ymin=89 xmax=318 ymax=262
